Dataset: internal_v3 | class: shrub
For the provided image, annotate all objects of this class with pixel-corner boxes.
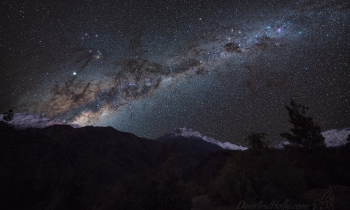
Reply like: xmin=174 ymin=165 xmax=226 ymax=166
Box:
xmin=245 ymin=132 xmax=267 ymax=149
xmin=210 ymin=149 xmax=306 ymax=205
xmin=146 ymin=158 xmax=192 ymax=210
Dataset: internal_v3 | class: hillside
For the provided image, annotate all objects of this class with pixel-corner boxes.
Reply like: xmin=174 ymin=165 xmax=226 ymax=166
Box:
xmin=1 ymin=114 xmax=350 ymax=209
xmin=0 ymin=122 xmax=162 ymax=209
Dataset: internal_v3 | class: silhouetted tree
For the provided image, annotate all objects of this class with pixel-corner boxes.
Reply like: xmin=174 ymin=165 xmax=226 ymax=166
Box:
xmin=3 ymin=108 xmax=14 ymax=121
xmin=148 ymin=157 xmax=192 ymax=210
xmin=281 ymin=99 xmax=325 ymax=149
xmin=245 ymin=132 xmax=267 ymax=149
xmin=210 ymin=149 xmax=306 ymax=205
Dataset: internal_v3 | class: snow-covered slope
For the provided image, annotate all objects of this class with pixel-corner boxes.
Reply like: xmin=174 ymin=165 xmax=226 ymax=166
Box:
xmin=322 ymin=128 xmax=350 ymax=147
xmin=275 ymin=141 xmax=291 ymax=149
xmin=159 ymin=128 xmax=247 ymax=150
xmin=0 ymin=113 xmax=80 ymax=129
xmin=276 ymin=128 xmax=350 ymax=148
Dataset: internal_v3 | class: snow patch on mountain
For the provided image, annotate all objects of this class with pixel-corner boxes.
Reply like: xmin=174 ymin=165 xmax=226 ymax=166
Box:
xmin=276 ymin=128 xmax=350 ymax=148
xmin=0 ymin=113 xmax=80 ymax=129
xmin=275 ymin=141 xmax=291 ymax=149
xmin=322 ymin=128 xmax=350 ymax=147
xmin=169 ymin=128 xmax=247 ymax=150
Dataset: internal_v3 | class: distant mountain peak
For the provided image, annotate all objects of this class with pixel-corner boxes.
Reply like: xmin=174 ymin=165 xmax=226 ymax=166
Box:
xmin=171 ymin=128 xmax=205 ymax=138
xmin=0 ymin=113 xmax=80 ymax=129
xmin=161 ymin=127 xmax=247 ymax=151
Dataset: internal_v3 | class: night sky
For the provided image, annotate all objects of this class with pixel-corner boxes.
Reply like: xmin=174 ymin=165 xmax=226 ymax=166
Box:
xmin=1 ymin=0 xmax=349 ymax=145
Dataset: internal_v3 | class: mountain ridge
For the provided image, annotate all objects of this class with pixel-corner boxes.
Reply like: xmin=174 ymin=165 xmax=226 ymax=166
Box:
xmin=2 ymin=113 xmax=349 ymax=148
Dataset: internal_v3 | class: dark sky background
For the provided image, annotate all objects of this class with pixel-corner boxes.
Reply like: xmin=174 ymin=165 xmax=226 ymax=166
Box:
xmin=1 ymin=0 xmax=349 ymax=145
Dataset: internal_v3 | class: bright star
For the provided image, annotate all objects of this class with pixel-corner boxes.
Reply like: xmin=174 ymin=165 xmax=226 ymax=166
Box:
xmin=73 ymin=72 xmax=77 ymax=76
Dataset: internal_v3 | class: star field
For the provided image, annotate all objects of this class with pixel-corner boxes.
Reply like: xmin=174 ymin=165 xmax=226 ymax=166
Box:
xmin=1 ymin=0 xmax=349 ymax=145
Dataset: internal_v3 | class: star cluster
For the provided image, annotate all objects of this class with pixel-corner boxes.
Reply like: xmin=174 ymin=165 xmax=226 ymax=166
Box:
xmin=1 ymin=0 xmax=349 ymax=145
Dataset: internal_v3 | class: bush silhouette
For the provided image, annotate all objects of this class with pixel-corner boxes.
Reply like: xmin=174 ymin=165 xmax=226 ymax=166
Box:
xmin=210 ymin=149 xmax=305 ymax=205
xmin=3 ymin=109 xmax=14 ymax=121
xmin=245 ymin=132 xmax=267 ymax=149
xmin=146 ymin=157 xmax=192 ymax=210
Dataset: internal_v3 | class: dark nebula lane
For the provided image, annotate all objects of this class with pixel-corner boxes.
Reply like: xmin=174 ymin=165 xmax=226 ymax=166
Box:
xmin=1 ymin=0 xmax=349 ymax=145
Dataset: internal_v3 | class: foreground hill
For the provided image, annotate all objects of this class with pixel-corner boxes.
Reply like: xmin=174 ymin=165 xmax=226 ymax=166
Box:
xmin=0 ymin=121 xmax=238 ymax=209
xmin=155 ymin=128 xmax=247 ymax=180
xmin=1 ymin=113 xmax=350 ymax=209
xmin=0 ymin=122 xmax=162 ymax=209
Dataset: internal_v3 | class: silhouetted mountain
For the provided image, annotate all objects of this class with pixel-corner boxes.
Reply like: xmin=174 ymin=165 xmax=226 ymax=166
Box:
xmin=0 ymin=121 xmax=162 ymax=209
xmin=1 ymin=114 xmax=349 ymax=209
xmin=155 ymin=128 xmax=247 ymax=180
xmin=0 ymin=122 xmax=241 ymax=209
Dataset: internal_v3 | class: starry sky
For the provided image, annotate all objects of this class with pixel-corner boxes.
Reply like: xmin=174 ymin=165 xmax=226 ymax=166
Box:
xmin=1 ymin=0 xmax=349 ymax=145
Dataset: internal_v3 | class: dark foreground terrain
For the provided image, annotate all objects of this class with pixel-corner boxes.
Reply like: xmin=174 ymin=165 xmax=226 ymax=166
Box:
xmin=0 ymin=121 xmax=222 ymax=209
xmin=1 ymin=121 xmax=350 ymax=210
